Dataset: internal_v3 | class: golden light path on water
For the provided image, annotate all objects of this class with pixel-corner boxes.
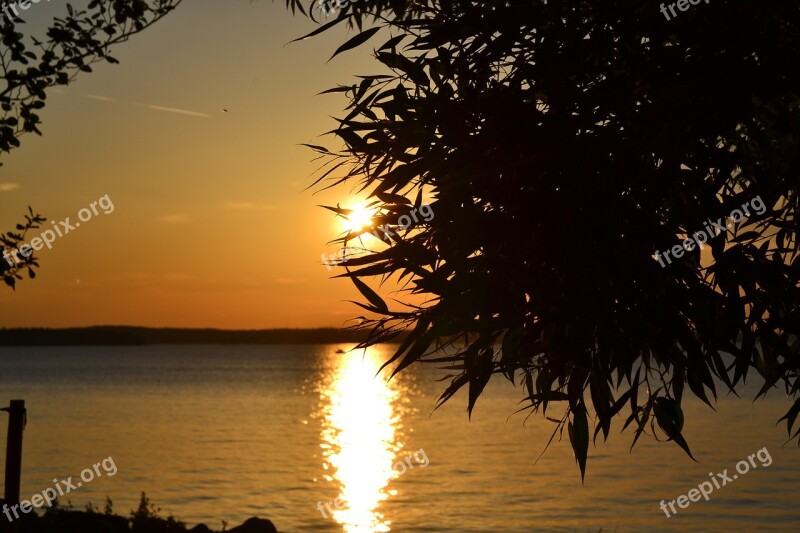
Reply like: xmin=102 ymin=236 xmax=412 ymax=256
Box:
xmin=318 ymin=348 xmax=407 ymax=533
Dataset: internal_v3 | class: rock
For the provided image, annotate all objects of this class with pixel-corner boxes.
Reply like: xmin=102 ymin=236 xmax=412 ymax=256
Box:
xmin=227 ymin=517 xmax=278 ymax=533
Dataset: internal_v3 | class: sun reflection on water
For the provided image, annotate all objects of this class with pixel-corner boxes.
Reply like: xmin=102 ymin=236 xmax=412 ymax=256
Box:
xmin=317 ymin=348 xmax=407 ymax=532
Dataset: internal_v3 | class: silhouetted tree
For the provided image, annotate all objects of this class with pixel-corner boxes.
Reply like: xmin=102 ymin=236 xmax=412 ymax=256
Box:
xmin=1 ymin=0 xmax=183 ymax=289
xmin=289 ymin=0 xmax=800 ymax=477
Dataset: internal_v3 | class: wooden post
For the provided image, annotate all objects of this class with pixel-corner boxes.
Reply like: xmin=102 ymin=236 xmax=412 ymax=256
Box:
xmin=3 ymin=400 xmax=25 ymax=506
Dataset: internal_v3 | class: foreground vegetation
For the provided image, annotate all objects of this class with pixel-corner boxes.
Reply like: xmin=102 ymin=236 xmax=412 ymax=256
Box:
xmin=0 ymin=493 xmax=278 ymax=533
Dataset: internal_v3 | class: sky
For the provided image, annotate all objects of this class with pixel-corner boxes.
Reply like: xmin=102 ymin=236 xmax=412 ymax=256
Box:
xmin=0 ymin=0 xmax=390 ymax=328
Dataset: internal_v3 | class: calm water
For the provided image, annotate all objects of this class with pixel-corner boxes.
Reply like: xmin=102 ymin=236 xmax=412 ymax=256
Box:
xmin=0 ymin=345 xmax=798 ymax=532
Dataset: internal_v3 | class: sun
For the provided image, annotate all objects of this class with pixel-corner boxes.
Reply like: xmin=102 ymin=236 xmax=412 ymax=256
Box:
xmin=340 ymin=202 xmax=376 ymax=235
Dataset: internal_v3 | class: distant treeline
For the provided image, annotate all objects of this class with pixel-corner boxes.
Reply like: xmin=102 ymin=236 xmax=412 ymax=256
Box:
xmin=0 ymin=326 xmax=403 ymax=346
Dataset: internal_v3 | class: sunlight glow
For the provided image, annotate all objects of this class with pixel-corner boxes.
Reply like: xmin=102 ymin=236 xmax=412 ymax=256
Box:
xmin=318 ymin=349 xmax=404 ymax=532
xmin=340 ymin=202 xmax=377 ymax=235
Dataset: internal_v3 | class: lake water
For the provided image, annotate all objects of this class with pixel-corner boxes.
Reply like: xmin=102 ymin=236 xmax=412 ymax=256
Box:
xmin=0 ymin=345 xmax=798 ymax=532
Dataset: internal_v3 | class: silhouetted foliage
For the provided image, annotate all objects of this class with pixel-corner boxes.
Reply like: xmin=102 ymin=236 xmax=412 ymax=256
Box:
xmin=289 ymin=0 xmax=800 ymax=477
xmin=0 ymin=0 xmax=183 ymax=162
xmin=1 ymin=207 xmax=45 ymax=289
xmin=130 ymin=492 xmax=184 ymax=533
xmin=1 ymin=0 xmax=183 ymax=289
xmin=5 ymin=493 xmax=277 ymax=532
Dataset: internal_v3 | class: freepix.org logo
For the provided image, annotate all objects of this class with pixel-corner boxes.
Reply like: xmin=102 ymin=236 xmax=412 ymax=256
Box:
xmin=2 ymin=456 xmax=118 ymax=523
xmin=658 ymin=447 xmax=772 ymax=518
xmin=2 ymin=0 xmax=51 ymax=23
xmin=3 ymin=194 xmax=115 ymax=268
xmin=654 ymin=195 xmax=766 ymax=268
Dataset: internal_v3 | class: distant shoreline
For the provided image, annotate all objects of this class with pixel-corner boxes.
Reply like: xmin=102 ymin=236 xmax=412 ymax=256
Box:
xmin=0 ymin=326 xmax=404 ymax=346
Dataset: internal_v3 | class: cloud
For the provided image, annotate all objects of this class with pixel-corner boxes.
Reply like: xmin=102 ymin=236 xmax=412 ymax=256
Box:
xmin=84 ymin=94 xmax=211 ymax=118
xmin=133 ymin=102 xmax=212 ymax=118
xmin=158 ymin=214 xmax=191 ymax=223
xmin=225 ymin=202 xmax=278 ymax=211
xmin=0 ymin=182 xmax=20 ymax=192
xmin=86 ymin=94 xmax=116 ymax=102
xmin=275 ymin=277 xmax=306 ymax=285
xmin=163 ymin=273 xmax=200 ymax=283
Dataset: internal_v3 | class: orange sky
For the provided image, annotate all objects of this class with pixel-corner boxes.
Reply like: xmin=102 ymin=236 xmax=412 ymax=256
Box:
xmin=0 ymin=0 xmax=396 ymax=328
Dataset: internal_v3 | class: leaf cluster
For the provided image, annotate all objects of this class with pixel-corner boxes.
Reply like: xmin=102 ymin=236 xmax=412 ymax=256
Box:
xmin=1 ymin=206 xmax=45 ymax=289
xmin=297 ymin=1 xmax=800 ymax=478
xmin=0 ymin=0 xmax=183 ymax=161
xmin=1 ymin=1 xmax=182 ymax=289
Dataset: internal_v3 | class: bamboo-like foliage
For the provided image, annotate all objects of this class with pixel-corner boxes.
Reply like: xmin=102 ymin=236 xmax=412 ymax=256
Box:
xmin=295 ymin=0 xmax=800 ymax=479
xmin=293 ymin=0 xmax=800 ymax=479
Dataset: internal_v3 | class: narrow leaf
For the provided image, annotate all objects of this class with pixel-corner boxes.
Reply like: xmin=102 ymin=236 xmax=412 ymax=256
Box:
xmin=348 ymin=274 xmax=388 ymax=313
xmin=329 ymin=27 xmax=382 ymax=62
